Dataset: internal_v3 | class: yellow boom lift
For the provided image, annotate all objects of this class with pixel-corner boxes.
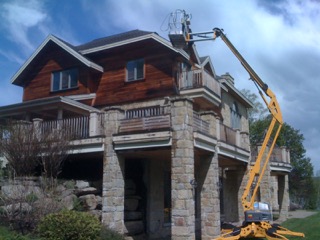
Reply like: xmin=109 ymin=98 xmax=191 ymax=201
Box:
xmin=168 ymin=10 xmax=305 ymax=239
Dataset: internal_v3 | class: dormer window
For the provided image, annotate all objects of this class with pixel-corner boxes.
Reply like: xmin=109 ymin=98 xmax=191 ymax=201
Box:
xmin=51 ymin=68 xmax=78 ymax=92
xmin=126 ymin=59 xmax=144 ymax=81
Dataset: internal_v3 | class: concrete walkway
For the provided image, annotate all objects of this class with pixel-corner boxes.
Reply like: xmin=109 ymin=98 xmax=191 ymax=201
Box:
xmin=287 ymin=210 xmax=317 ymax=219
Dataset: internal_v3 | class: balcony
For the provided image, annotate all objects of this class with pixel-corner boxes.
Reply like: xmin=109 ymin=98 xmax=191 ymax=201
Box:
xmin=3 ymin=105 xmax=249 ymax=158
xmin=178 ymin=69 xmax=221 ymax=108
xmin=251 ymin=146 xmax=292 ymax=173
xmin=39 ymin=113 xmax=105 ymax=139
xmin=119 ymin=106 xmax=170 ymax=133
xmin=117 ymin=106 xmax=250 ymax=158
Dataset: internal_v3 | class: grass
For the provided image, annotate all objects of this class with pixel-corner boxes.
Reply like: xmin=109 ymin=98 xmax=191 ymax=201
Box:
xmin=281 ymin=211 xmax=320 ymax=239
xmin=0 ymin=226 xmax=40 ymax=240
xmin=0 ymin=212 xmax=319 ymax=240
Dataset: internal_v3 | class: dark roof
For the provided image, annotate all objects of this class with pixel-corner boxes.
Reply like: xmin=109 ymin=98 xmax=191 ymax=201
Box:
xmin=75 ymin=29 xmax=154 ymax=52
xmin=199 ymin=56 xmax=209 ymax=64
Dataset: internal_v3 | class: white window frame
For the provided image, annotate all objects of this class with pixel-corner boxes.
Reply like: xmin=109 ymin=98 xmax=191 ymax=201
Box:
xmin=51 ymin=68 xmax=78 ymax=92
xmin=126 ymin=58 xmax=144 ymax=82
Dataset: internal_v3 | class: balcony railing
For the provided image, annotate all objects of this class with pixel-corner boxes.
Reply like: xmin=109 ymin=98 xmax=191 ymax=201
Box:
xmin=119 ymin=115 xmax=171 ymax=133
xmin=38 ymin=113 xmax=105 ymax=140
xmin=251 ymin=146 xmax=290 ymax=164
xmin=220 ymin=124 xmax=237 ymax=146
xmin=193 ymin=112 xmax=210 ymax=134
xmin=179 ymin=69 xmax=221 ymax=97
xmin=119 ymin=106 xmax=170 ymax=133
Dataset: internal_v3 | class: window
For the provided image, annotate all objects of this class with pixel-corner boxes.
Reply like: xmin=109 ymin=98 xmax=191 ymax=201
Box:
xmin=126 ymin=59 xmax=144 ymax=81
xmin=51 ymin=68 xmax=78 ymax=91
xmin=231 ymin=102 xmax=241 ymax=129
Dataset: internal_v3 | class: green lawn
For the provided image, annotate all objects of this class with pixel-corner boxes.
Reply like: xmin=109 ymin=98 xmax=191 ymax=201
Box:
xmin=0 ymin=212 xmax=319 ymax=239
xmin=281 ymin=211 xmax=320 ymax=239
xmin=0 ymin=226 xmax=40 ymax=240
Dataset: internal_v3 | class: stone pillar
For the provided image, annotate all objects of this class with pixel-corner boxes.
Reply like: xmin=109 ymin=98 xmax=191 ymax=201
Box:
xmin=89 ymin=111 xmax=101 ymax=137
xmin=240 ymin=131 xmax=250 ymax=151
xmin=215 ymin=116 xmax=221 ymax=140
xmin=200 ymin=111 xmax=217 ymax=137
xmin=278 ymin=175 xmax=289 ymax=221
xmin=223 ymin=168 xmax=245 ymax=222
xmin=102 ymin=108 xmax=125 ymax=233
xmin=198 ymin=153 xmax=220 ymax=239
xmin=235 ymin=129 xmax=241 ymax=147
xmin=170 ymin=97 xmax=195 ymax=240
xmin=270 ymin=176 xmax=279 ymax=211
xmin=32 ymin=118 xmax=43 ymax=139
xmin=259 ymin=145 xmax=272 ymax=206
xmin=237 ymin=167 xmax=247 ymax=222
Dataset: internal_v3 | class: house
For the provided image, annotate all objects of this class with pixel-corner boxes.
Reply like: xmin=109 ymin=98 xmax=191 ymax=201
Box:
xmin=0 ymin=29 xmax=292 ymax=239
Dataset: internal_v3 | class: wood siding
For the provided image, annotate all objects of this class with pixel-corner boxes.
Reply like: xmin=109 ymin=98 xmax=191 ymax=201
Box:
xmin=94 ymin=51 xmax=176 ymax=107
xmin=23 ymin=44 xmax=97 ymax=102
xmin=22 ymin=40 xmax=177 ymax=107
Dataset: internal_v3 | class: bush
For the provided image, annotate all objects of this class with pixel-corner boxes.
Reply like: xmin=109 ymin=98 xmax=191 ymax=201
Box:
xmin=37 ymin=210 xmax=101 ymax=240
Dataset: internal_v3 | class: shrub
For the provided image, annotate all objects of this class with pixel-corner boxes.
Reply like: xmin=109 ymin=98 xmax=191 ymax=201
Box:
xmin=37 ymin=210 xmax=101 ymax=240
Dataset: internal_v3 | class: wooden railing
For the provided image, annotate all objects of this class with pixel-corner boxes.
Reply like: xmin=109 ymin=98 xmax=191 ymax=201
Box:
xmin=251 ymin=146 xmax=290 ymax=163
xmin=220 ymin=124 xmax=237 ymax=146
xmin=125 ymin=106 xmax=165 ymax=119
xmin=193 ymin=112 xmax=210 ymax=134
xmin=179 ymin=69 xmax=221 ymax=97
xmin=39 ymin=113 xmax=105 ymax=140
xmin=119 ymin=115 xmax=171 ymax=133
xmin=40 ymin=116 xmax=90 ymax=140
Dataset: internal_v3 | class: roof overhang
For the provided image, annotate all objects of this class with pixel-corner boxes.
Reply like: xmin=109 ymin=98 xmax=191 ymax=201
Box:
xmin=0 ymin=96 xmax=100 ymax=119
xmin=221 ymin=79 xmax=254 ymax=108
xmin=79 ymin=33 xmax=190 ymax=60
xmin=11 ymin=35 xmax=103 ymax=86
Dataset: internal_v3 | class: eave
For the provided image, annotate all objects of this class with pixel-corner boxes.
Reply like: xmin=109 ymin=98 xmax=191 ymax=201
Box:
xmin=0 ymin=96 xmax=100 ymax=118
xmin=79 ymin=33 xmax=190 ymax=60
xmin=221 ymin=79 xmax=254 ymax=108
xmin=11 ymin=35 xmax=104 ymax=86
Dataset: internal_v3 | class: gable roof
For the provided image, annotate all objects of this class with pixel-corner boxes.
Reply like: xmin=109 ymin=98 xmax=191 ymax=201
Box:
xmin=75 ymin=30 xmax=153 ymax=52
xmin=11 ymin=30 xmax=189 ymax=87
xmin=76 ymin=29 xmax=189 ymax=58
xmin=199 ymin=56 xmax=216 ymax=77
xmin=11 ymin=35 xmax=104 ymax=86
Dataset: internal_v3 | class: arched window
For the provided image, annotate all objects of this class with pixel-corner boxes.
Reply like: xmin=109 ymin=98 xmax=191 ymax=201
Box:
xmin=231 ymin=102 xmax=241 ymax=129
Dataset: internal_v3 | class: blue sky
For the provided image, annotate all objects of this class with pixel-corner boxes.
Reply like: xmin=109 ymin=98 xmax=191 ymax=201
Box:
xmin=0 ymin=0 xmax=320 ymax=172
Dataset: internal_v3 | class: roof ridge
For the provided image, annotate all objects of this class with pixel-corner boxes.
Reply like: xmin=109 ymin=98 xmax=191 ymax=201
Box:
xmin=75 ymin=29 xmax=155 ymax=51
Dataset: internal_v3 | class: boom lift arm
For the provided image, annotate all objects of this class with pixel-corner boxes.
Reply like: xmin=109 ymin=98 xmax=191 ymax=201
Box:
xmin=168 ymin=10 xmax=304 ymax=239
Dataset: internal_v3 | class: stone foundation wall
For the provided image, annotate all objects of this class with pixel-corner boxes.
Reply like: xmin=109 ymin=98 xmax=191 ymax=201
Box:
xmin=0 ymin=178 xmax=103 ymax=219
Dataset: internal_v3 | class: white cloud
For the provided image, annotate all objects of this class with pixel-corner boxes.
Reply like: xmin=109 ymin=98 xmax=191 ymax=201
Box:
xmin=0 ymin=0 xmax=318 ymax=171
xmin=0 ymin=0 xmax=47 ymax=52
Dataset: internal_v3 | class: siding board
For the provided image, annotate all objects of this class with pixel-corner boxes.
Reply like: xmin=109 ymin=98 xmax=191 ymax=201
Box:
xmin=22 ymin=39 xmax=177 ymax=106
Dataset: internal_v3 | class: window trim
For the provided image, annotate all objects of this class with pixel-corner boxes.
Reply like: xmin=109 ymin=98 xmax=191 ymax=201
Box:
xmin=51 ymin=68 xmax=78 ymax=92
xmin=126 ymin=58 xmax=145 ymax=82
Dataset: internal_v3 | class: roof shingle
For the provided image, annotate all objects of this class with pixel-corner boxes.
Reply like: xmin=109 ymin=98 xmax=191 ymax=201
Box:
xmin=75 ymin=29 xmax=154 ymax=52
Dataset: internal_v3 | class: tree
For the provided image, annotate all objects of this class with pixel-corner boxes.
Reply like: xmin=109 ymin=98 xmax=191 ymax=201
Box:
xmin=0 ymin=120 xmax=72 ymax=180
xmin=241 ymin=89 xmax=316 ymax=209
xmin=249 ymin=115 xmax=316 ymax=209
xmin=240 ymin=89 xmax=268 ymax=123
xmin=0 ymin=121 xmax=41 ymax=176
